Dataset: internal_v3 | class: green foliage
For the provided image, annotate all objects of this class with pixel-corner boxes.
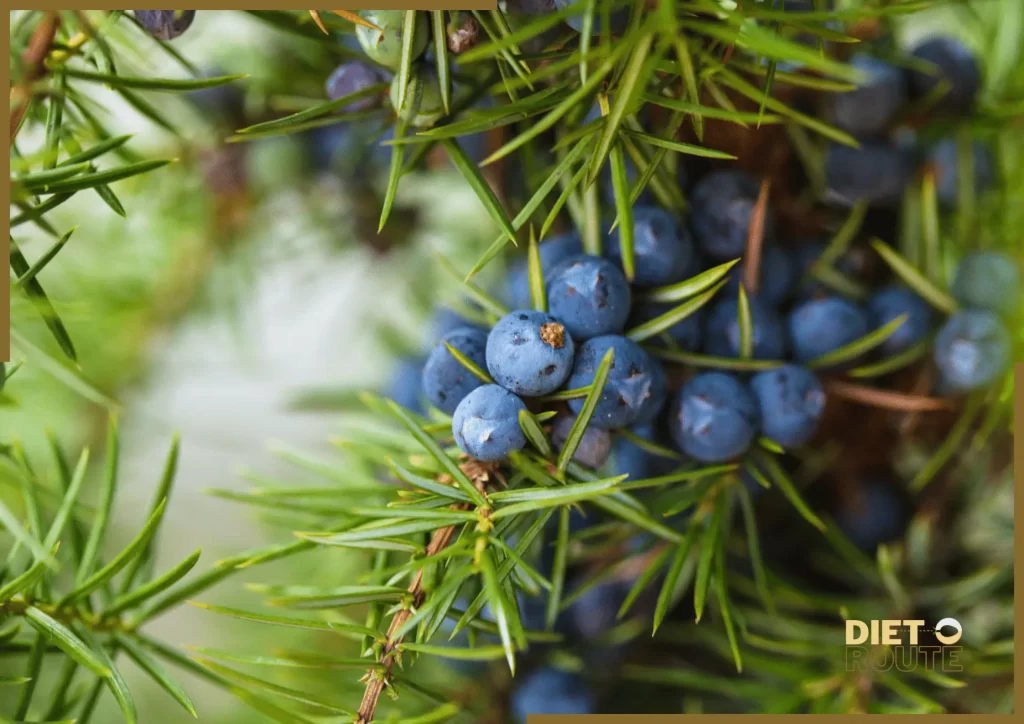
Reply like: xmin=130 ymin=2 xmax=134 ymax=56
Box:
xmin=6 ymin=3 xmax=1021 ymax=723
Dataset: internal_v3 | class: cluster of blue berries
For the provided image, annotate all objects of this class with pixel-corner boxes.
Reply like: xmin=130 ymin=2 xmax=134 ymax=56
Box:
xmin=823 ymin=36 xmax=991 ymax=209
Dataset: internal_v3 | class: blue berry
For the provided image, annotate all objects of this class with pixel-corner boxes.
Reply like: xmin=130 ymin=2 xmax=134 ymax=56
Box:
xmin=724 ymin=245 xmax=797 ymax=307
xmin=629 ymin=303 xmax=704 ymax=352
xmin=613 ymin=425 xmax=678 ymax=481
xmin=606 ymin=206 xmax=695 ymax=287
xmin=565 ymin=577 xmax=633 ymax=641
xmin=788 ymin=296 xmax=871 ymax=364
xmin=389 ymin=358 xmax=426 ymax=415
xmin=510 ymin=667 xmax=595 ymax=723
xmin=933 ymin=310 xmax=1011 ymax=392
xmin=507 ymin=231 xmax=583 ymax=309
xmin=908 ymin=36 xmax=981 ymax=114
xmin=633 ymin=355 xmax=667 ymax=425
xmin=546 ymin=255 xmax=632 ymax=341
xmin=188 ymin=67 xmax=245 ymax=127
xmin=951 ymin=252 xmax=1021 ymax=319
xmin=830 ymin=54 xmax=907 ymax=136
xmin=825 ymin=141 xmax=913 ymax=208
xmin=430 ymin=306 xmax=484 ymax=343
xmin=749 ymin=365 xmax=826 ymax=448
xmin=554 ymin=0 xmax=629 ymax=34
xmin=836 ymin=481 xmax=908 ymax=552
xmin=423 ymin=328 xmax=489 ymax=414
xmin=550 ymin=415 xmax=612 ymax=469
xmin=928 ymin=138 xmax=994 ymax=206
xmin=867 ymin=286 xmax=935 ymax=356
xmin=567 ymin=336 xmax=659 ymax=429
xmin=690 ymin=170 xmax=775 ymax=261
xmin=325 ymin=62 xmax=383 ymax=111
xmin=356 ymin=10 xmax=429 ymax=69
xmin=669 ymin=372 xmax=760 ymax=463
xmin=452 ymin=385 xmax=528 ymax=461
xmin=134 ymin=10 xmax=195 ymax=40
xmin=486 ymin=311 xmax=575 ymax=397
xmin=705 ymin=296 xmax=787 ymax=361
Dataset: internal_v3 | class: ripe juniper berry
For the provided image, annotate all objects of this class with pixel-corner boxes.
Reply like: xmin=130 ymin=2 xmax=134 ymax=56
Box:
xmin=867 ymin=286 xmax=935 ymax=356
xmin=749 ymin=365 xmax=826 ymax=448
xmin=564 ymin=576 xmax=635 ymax=641
xmin=567 ymin=335 xmax=660 ymax=429
xmin=452 ymin=384 xmax=528 ymax=461
xmin=836 ymin=480 xmax=908 ymax=552
xmin=951 ymin=252 xmax=1020 ymax=320
xmin=507 ymin=231 xmax=583 ymax=309
xmin=546 ymin=255 xmax=632 ymax=341
xmin=669 ymin=372 xmax=761 ymax=463
xmin=422 ymin=327 xmax=489 ymax=414
xmin=825 ymin=141 xmax=914 ymax=208
xmin=486 ymin=310 xmax=575 ymax=396
xmin=390 ymin=68 xmax=446 ymax=127
xmin=724 ymin=245 xmax=797 ymax=307
xmin=550 ymin=415 xmax=612 ymax=468
xmin=134 ymin=10 xmax=195 ymax=40
xmin=788 ymin=296 xmax=871 ymax=364
xmin=188 ymin=67 xmax=245 ymax=128
xmin=830 ymin=54 xmax=907 ymax=136
xmin=325 ymin=61 xmax=384 ymax=111
xmin=690 ymin=169 xmax=775 ymax=261
xmin=510 ymin=667 xmax=596 ymax=722
xmin=933 ymin=310 xmax=1012 ymax=392
xmin=633 ymin=354 xmax=668 ymax=425
xmin=907 ymin=36 xmax=981 ymax=114
xmin=928 ymin=138 xmax=994 ymax=206
xmin=389 ymin=358 xmax=426 ymax=415
xmin=706 ymin=296 xmax=788 ymax=361
xmin=356 ymin=10 xmax=429 ymax=69
xmin=605 ymin=206 xmax=695 ymax=287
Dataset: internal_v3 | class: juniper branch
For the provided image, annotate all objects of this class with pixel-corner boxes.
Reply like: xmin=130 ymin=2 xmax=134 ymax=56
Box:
xmin=356 ymin=506 xmax=469 ymax=723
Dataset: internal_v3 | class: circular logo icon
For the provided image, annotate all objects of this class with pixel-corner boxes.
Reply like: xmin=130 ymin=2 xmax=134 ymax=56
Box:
xmin=934 ymin=618 xmax=962 ymax=645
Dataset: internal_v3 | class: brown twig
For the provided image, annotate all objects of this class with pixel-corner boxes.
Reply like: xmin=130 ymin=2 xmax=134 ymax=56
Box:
xmin=826 ymin=380 xmax=956 ymax=413
xmin=355 ymin=506 xmax=469 ymax=723
xmin=743 ymin=178 xmax=771 ymax=295
xmin=10 ymin=11 xmax=61 ymax=146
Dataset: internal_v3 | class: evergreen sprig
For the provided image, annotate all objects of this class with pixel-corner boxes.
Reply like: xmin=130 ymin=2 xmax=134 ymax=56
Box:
xmin=6 ymin=3 xmax=1020 ymax=722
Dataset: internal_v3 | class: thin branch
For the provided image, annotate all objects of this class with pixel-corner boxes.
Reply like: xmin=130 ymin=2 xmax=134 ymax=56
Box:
xmin=356 ymin=506 xmax=469 ymax=723
xmin=742 ymin=178 xmax=771 ymax=295
xmin=826 ymin=380 xmax=956 ymax=413
xmin=10 ymin=11 xmax=61 ymax=146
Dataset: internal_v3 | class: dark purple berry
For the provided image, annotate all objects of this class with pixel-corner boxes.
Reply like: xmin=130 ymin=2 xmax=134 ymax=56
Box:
xmin=423 ymin=327 xmax=489 ymax=414
xmin=907 ymin=36 xmax=981 ymax=114
xmin=669 ymin=372 xmax=760 ymax=463
xmin=749 ymin=365 xmax=826 ymax=448
xmin=134 ymin=10 xmax=195 ymax=40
